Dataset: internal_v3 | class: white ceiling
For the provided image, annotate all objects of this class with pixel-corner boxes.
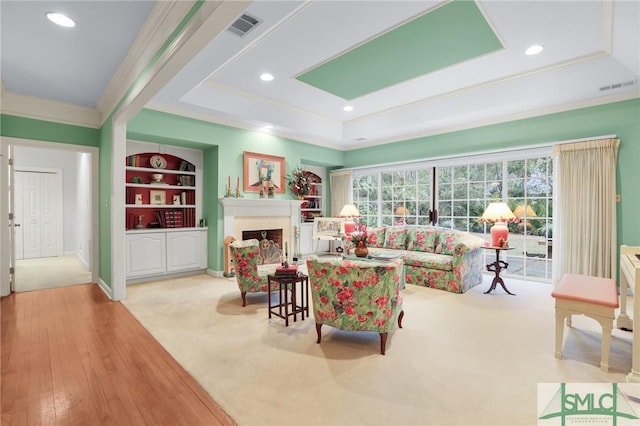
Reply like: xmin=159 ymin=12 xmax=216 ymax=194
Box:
xmin=2 ymin=1 xmax=639 ymax=150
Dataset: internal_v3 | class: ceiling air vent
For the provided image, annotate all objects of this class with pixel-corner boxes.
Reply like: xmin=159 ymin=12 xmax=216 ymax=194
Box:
xmin=599 ymin=79 xmax=637 ymax=92
xmin=227 ymin=13 xmax=260 ymax=37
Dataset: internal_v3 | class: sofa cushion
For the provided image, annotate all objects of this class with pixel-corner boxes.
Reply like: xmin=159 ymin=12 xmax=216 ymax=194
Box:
xmin=365 ymin=227 xmax=386 ymax=248
xmin=402 ymin=251 xmax=453 ymax=271
xmin=406 ymin=227 xmax=440 ymax=253
xmin=384 ymin=226 xmax=408 ymax=250
xmin=435 ymin=228 xmax=466 ymax=255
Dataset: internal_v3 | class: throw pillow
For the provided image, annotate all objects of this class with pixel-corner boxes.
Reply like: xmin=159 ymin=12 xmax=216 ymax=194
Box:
xmin=407 ymin=227 xmax=440 ymax=253
xmin=384 ymin=227 xmax=408 ymax=250
xmin=366 ymin=227 xmax=386 ymax=248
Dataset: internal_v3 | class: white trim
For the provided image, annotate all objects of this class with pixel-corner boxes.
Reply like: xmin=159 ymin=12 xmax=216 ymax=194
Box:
xmin=0 ymin=89 xmax=100 ymax=128
xmin=339 ymin=134 xmax=616 ymax=175
xmin=97 ymin=278 xmax=113 ymax=300
xmin=0 ymin=141 xmax=9 ymax=296
xmin=97 ymin=1 xmax=194 ymax=125
xmin=0 ymin=136 xmax=99 ymax=296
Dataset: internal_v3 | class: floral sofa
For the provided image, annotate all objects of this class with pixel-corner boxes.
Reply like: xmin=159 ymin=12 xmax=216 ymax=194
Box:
xmin=346 ymin=226 xmax=485 ymax=293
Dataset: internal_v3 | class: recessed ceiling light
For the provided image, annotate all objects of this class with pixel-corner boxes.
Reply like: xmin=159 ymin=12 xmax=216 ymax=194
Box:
xmin=260 ymin=73 xmax=274 ymax=82
xmin=525 ymin=45 xmax=543 ymax=56
xmin=263 ymin=124 xmax=273 ymax=130
xmin=46 ymin=12 xmax=75 ymax=28
xmin=343 ymin=105 xmax=354 ymax=112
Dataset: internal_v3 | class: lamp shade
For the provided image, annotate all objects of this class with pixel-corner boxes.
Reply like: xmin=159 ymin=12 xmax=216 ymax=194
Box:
xmin=394 ymin=206 xmax=409 ymax=216
xmin=480 ymin=202 xmax=517 ymax=223
xmin=512 ymin=204 xmax=536 ymax=219
xmin=480 ymin=202 xmax=517 ymax=247
xmin=339 ymin=204 xmax=360 ymax=218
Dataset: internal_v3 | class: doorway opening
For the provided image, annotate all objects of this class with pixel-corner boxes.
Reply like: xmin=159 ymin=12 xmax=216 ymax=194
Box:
xmin=3 ymin=139 xmax=99 ymax=293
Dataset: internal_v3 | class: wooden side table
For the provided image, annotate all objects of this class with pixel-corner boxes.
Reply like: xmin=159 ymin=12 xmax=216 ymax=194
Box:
xmin=267 ymin=274 xmax=309 ymax=326
xmin=482 ymin=246 xmax=515 ymax=295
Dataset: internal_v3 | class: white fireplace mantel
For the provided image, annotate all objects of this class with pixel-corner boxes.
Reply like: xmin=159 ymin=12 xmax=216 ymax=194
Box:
xmin=219 ymin=198 xmax=304 ymax=250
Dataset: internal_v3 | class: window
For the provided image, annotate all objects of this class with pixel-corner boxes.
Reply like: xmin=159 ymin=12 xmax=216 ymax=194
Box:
xmin=352 ymin=150 xmax=553 ymax=281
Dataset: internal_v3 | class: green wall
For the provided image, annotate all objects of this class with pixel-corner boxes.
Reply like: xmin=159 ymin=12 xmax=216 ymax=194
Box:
xmin=344 ymin=98 xmax=640 ymax=248
xmin=127 ymin=109 xmax=345 ymax=270
xmin=3 ymin=97 xmax=638 ymax=283
xmin=1 ymin=114 xmax=99 ymax=146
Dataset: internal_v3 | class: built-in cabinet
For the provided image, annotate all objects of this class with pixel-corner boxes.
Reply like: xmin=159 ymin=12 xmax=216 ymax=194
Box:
xmin=125 ymin=141 xmax=207 ymax=281
xmin=125 ymin=229 xmax=207 ymax=280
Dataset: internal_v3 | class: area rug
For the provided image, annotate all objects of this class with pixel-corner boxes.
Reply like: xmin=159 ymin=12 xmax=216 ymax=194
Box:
xmin=122 ymin=274 xmax=635 ymax=426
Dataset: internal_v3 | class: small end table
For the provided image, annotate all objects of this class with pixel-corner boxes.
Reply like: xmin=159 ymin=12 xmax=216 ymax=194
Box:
xmin=267 ymin=274 xmax=309 ymax=326
xmin=482 ymin=246 xmax=515 ymax=295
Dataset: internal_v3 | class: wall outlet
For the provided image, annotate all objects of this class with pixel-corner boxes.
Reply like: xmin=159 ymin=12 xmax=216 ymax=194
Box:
xmin=616 ymin=194 xmax=621 ymax=202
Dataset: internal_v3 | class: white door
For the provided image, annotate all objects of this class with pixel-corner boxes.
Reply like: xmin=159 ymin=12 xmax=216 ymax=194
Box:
xmin=19 ymin=170 xmax=62 ymax=259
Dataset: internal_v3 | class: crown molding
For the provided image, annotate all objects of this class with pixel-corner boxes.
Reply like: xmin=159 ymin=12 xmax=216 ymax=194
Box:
xmin=144 ymin=101 xmax=347 ymax=151
xmin=0 ymin=88 xmax=100 ymax=128
xmin=97 ymin=1 xmax=197 ymax=125
xmin=349 ymin=90 xmax=640 ymax=150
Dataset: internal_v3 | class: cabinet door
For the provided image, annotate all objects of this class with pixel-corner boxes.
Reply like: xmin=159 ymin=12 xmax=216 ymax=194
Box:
xmin=126 ymin=233 xmax=166 ymax=277
xmin=166 ymin=231 xmax=207 ymax=272
xmin=300 ymin=224 xmax=314 ymax=255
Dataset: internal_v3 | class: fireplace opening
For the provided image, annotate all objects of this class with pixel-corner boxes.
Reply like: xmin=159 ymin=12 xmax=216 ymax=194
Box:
xmin=242 ymin=229 xmax=283 ymax=264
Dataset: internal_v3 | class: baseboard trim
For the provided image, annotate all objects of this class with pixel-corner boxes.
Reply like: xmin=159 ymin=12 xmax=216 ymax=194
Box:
xmin=206 ymin=268 xmax=224 ymax=278
xmin=97 ymin=278 xmax=113 ymax=300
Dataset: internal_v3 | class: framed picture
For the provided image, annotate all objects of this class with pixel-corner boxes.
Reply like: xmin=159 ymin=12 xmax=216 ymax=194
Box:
xmin=312 ymin=217 xmax=345 ymax=240
xmin=243 ymin=151 xmax=285 ymax=193
xmin=150 ymin=190 xmax=166 ymax=205
xmin=172 ymin=195 xmax=181 ymax=205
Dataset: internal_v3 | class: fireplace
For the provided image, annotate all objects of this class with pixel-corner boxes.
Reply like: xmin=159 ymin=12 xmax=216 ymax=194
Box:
xmin=242 ymin=229 xmax=283 ymax=264
xmin=219 ymin=198 xmax=303 ymax=269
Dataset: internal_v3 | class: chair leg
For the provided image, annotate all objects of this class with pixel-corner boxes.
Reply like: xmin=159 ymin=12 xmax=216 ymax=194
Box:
xmin=397 ymin=310 xmax=404 ymax=328
xmin=315 ymin=322 xmax=323 ymax=344
xmin=241 ymin=291 xmax=247 ymax=307
xmin=379 ymin=333 xmax=388 ymax=355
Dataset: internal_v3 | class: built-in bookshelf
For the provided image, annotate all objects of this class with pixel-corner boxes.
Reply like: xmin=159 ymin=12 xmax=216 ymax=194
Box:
xmin=300 ymin=171 xmax=323 ymax=223
xmin=125 ymin=152 xmax=198 ymax=230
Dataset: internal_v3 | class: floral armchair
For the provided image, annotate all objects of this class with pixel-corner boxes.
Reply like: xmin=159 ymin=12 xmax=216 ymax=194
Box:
xmin=229 ymin=239 xmax=278 ymax=306
xmin=306 ymin=256 xmax=404 ymax=355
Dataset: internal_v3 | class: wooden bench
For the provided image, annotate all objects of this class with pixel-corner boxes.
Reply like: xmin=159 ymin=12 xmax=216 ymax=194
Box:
xmin=551 ymin=273 xmax=619 ymax=372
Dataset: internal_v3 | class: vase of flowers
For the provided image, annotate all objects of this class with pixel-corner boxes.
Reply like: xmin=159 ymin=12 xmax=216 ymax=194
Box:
xmin=287 ymin=167 xmax=312 ymax=199
xmin=351 ymin=232 xmax=368 ymax=258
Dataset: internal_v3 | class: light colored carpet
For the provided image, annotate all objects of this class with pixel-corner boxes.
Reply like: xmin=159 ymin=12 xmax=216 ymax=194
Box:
xmin=122 ymin=273 xmax=636 ymax=426
xmin=15 ymin=254 xmax=92 ymax=292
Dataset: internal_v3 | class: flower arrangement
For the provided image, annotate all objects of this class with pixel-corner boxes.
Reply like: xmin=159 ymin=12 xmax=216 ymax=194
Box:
xmin=286 ymin=167 xmax=312 ymax=198
xmin=350 ymin=230 xmax=367 ymax=247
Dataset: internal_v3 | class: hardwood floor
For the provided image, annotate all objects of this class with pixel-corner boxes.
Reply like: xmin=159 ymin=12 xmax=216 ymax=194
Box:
xmin=1 ymin=284 xmax=236 ymax=426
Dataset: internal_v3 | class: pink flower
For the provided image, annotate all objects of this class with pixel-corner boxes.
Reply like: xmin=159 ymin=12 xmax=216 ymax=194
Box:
xmin=320 ymin=295 xmax=329 ymax=304
xmin=344 ymin=306 xmax=355 ymax=315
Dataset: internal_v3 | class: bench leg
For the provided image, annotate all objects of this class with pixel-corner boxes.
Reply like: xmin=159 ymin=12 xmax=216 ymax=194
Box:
xmin=555 ymin=308 xmax=568 ymax=359
xmin=598 ymin=318 xmax=613 ymax=372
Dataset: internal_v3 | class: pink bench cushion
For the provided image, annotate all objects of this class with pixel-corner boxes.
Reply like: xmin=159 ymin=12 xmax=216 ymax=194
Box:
xmin=551 ymin=273 xmax=619 ymax=308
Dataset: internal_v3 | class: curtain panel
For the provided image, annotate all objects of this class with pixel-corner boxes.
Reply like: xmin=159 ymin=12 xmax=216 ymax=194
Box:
xmin=329 ymin=170 xmax=352 ymax=217
xmin=552 ymin=138 xmax=619 ymax=282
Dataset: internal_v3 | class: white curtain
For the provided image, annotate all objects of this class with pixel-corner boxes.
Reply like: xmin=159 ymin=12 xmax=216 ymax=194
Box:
xmin=330 ymin=170 xmax=352 ymax=216
xmin=552 ymin=138 xmax=619 ymax=282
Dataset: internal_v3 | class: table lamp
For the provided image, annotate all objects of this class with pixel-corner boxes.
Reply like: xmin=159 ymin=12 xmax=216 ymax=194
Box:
xmin=480 ymin=202 xmax=517 ymax=247
xmin=512 ymin=204 xmax=536 ymax=232
xmin=394 ymin=206 xmax=409 ymax=225
xmin=339 ymin=204 xmax=360 ymax=234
